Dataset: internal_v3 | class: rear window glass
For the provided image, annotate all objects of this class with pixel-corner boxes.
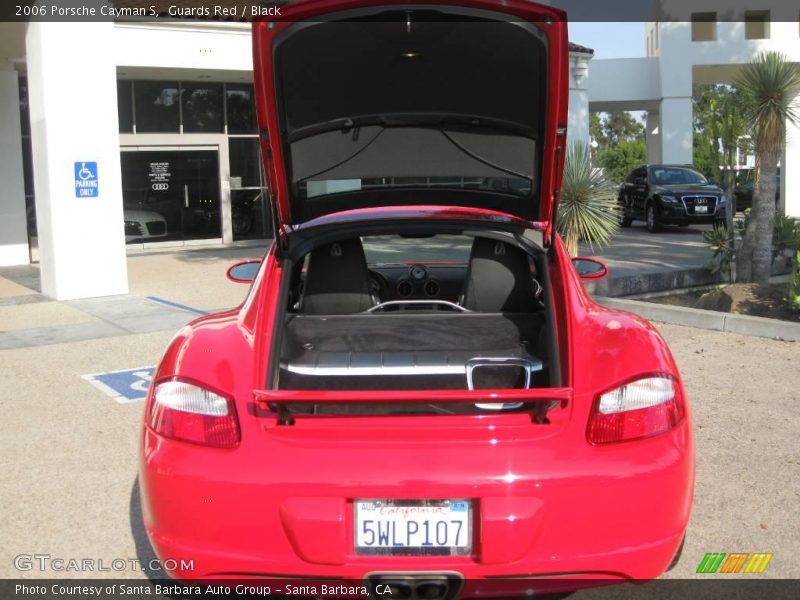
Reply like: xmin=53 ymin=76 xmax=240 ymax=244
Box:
xmin=650 ymin=167 xmax=708 ymax=185
xmin=362 ymin=234 xmax=473 ymax=265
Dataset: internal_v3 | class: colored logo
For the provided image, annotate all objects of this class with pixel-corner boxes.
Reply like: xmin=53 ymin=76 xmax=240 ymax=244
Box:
xmin=74 ymin=161 xmax=99 ymax=197
xmin=696 ymin=552 xmax=773 ymax=574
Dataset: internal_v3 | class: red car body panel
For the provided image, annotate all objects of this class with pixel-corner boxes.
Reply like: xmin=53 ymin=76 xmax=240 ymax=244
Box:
xmin=139 ymin=0 xmax=694 ymax=592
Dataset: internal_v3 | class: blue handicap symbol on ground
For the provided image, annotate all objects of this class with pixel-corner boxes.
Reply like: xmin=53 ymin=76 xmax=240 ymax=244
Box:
xmin=83 ymin=367 xmax=154 ymax=404
xmin=74 ymin=161 xmax=99 ymax=197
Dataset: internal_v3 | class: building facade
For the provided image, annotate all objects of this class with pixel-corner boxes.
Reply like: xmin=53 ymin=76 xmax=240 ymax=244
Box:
xmin=587 ymin=12 xmax=799 ymax=219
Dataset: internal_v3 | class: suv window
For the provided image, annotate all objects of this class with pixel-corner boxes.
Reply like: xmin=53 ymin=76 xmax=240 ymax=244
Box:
xmin=628 ymin=167 xmax=646 ymax=183
xmin=649 ymin=167 xmax=708 ymax=185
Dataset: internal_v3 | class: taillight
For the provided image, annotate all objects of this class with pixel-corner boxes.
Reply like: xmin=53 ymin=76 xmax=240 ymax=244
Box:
xmin=148 ymin=380 xmax=240 ymax=448
xmin=586 ymin=375 xmax=684 ymax=445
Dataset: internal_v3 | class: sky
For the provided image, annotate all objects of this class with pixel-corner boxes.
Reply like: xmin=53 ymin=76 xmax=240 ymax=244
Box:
xmin=567 ymin=22 xmax=646 ymax=60
xmin=568 ymin=23 xmax=647 ymax=121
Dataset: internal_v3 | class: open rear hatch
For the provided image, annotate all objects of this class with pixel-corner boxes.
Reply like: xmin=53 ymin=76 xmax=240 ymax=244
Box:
xmin=252 ymin=0 xmax=569 ymax=238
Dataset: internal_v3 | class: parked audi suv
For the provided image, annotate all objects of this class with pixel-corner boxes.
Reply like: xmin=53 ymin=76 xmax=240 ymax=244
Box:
xmin=618 ymin=164 xmax=727 ymax=232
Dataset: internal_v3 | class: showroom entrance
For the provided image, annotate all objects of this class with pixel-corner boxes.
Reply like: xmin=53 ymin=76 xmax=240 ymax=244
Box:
xmin=121 ymin=148 xmax=221 ymax=245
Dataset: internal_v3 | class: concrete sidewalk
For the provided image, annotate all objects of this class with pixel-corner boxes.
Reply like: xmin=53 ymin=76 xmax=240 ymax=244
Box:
xmin=0 ymin=246 xmax=259 ymax=349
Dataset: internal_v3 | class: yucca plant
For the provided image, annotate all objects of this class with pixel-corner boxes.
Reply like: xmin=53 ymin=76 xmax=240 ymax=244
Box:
xmin=557 ymin=142 xmax=620 ymax=256
xmin=703 ymin=223 xmax=735 ymax=278
xmin=735 ymin=52 xmax=800 ymax=283
xmin=772 ymin=215 xmax=800 ymax=262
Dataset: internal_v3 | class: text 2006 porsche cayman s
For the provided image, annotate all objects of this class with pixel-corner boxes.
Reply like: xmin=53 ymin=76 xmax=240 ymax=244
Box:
xmin=139 ymin=0 xmax=694 ymax=594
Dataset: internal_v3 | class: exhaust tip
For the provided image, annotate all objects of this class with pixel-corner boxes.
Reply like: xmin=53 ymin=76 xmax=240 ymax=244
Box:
xmin=365 ymin=572 xmax=463 ymax=600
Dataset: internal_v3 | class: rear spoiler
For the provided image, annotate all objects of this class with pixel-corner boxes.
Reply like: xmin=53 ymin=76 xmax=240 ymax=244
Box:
xmin=254 ymin=388 xmax=572 ymax=426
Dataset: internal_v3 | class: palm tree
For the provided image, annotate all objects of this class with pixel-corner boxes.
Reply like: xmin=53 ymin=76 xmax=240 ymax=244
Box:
xmin=735 ymin=52 xmax=800 ymax=283
xmin=557 ymin=142 xmax=619 ymax=256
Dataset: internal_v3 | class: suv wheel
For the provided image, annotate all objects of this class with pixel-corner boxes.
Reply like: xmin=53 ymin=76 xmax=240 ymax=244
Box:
xmin=618 ymin=201 xmax=633 ymax=227
xmin=646 ymin=203 xmax=663 ymax=233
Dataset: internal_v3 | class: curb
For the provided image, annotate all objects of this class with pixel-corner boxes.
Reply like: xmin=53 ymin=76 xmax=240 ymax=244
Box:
xmin=595 ymin=296 xmax=800 ymax=342
xmin=584 ymin=266 xmax=724 ymax=297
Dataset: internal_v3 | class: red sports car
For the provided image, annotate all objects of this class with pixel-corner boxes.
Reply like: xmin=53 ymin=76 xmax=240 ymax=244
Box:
xmin=139 ymin=0 xmax=694 ymax=596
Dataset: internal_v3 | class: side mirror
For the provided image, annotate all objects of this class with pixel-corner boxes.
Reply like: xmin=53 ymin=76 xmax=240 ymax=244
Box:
xmin=572 ymin=257 xmax=608 ymax=280
xmin=226 ymin=259 xmax=261 ymax=283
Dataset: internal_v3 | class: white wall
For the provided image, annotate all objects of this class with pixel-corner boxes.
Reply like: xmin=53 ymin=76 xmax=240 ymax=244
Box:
xmin=114 ymin=22 xmax=252 ymax=72
xmin=26 ymin=22 xmax=128 ymax=300
xmin=567 ymin=52 xmax=592 ymax=148
xmin=0 ymin=63 xmax=28 ymax=266
xmin=783 ymin=115 xmax=800 ymax=218
xmin=587 ymin=57 xmax=661 ymax=108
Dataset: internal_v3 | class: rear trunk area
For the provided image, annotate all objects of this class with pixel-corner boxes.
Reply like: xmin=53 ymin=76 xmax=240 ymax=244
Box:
xmin=280 ymin=312 xmax=546 ymax=388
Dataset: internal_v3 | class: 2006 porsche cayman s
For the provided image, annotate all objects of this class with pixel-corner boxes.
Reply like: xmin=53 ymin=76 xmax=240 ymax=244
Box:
xmin=139 ymin=0 xmax=694 ymax=595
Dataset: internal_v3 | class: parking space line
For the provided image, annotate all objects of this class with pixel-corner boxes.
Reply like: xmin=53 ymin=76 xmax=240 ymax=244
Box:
xmin=146 ymin=295 xmax=208 ymax=316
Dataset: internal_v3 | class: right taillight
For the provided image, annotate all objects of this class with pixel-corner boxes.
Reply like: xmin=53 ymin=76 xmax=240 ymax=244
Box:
xmin=586 ymin=375 xmax=684 ymax=445
xmin=148 ymin=379 xmax=240 ymax=449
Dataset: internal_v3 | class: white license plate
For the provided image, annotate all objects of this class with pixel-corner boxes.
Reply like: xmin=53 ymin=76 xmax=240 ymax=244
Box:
xmin=355 ymin=500 xmax=471 ymax=555
xmin=695 ymin=205 xmax=708 ymax=214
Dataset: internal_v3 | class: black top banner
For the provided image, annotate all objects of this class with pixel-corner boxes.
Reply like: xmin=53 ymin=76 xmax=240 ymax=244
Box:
xmin=3 ymin=0 xmax=800 ymax=23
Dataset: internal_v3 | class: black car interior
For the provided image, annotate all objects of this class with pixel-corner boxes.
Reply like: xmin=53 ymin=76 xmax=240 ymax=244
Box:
xmin=275 ymin=234 xmax=551 ymax=407
xmin=301 ymin=239 xmax=377 ymax=315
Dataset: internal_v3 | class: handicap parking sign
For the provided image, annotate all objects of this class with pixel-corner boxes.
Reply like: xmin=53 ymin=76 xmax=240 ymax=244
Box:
xmin=74 ymin=161 xmax=99 ymax=197
xmin=82 ymin=367 xmax=154 ymax=404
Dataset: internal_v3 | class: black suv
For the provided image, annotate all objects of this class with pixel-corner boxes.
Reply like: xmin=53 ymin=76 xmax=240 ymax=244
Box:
xmin=618 ymin=165 xmax=727 ymax=232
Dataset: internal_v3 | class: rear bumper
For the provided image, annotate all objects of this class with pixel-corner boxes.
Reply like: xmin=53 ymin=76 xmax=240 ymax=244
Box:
xmin=139 ymin=415 xmax=693 ymax=588
xmin=658 ymin=208 xmax=724 ymax=225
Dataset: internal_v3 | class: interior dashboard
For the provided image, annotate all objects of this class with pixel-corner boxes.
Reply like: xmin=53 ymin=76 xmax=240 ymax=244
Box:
xmin=367 ymin=263 xmax=467 ymax=302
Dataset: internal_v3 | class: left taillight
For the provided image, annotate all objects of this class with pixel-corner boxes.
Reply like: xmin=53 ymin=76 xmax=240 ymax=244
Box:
xmin=148 ymin=380 xmax=240 ymax=449
xmin=586 ymin=375 xmax=685 ymax=445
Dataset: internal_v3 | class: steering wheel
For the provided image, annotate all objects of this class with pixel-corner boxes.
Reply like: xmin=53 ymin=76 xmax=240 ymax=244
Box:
xmin=367 ymin=269 xmax=389 ymax=297
xmin=366 ymin=300 xmax=471 ymax=313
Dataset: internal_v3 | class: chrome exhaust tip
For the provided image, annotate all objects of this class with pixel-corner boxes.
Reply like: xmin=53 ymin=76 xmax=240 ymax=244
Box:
xmin=365 ymin=572 xmax=464 ymax=600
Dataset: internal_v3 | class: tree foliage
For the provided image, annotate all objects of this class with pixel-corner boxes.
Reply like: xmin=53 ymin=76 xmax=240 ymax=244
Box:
xmin=594 ymin=139 xmax=647 ymax=184
xmin=590 ymin=111 xmax=646 ymax=184
xmin=692 ymin=84 xmax=749 ymax=187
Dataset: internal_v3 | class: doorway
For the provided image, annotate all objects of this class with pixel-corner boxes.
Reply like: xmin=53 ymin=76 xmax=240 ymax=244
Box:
xmin=120 ymin=149 xmax=221 ymax=244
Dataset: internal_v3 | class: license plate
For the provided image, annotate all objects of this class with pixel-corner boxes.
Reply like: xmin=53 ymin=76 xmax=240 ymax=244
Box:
xmin=695 ymin=205 xmax=708 ymax=214
xmin=355 ymin=499 xmax=471 ymax=555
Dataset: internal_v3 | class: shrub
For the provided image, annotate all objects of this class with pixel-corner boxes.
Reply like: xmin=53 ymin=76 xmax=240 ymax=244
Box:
xmin=557 ymin=142 xmax=620 ymax=256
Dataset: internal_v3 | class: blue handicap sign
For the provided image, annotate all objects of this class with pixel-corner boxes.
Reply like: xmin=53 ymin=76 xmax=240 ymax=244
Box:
xmin=74 ymin=161 xmax=99 ymax=197
xmin=83 ymin=367 xmax=154 ymax=403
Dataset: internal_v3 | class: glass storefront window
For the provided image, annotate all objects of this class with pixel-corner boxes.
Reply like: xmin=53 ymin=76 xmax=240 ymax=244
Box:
xmin=182 ymin=83 xmax=224 ymax=133
xmin=117 ymin=80 xmax=133 ymax=133
xmin=229 ymin=137 xmax=261 ymax=188
xmin=134 ymin=81 xmax=180 ymax=133
xmin=226 ymin=84 xmax=257 ymax=134
xmin=121 ymin=150 xmax=221 ymax=244
xmin=231 ymin=189 xmax=271 ymax=240
xmin=18 ymin=76 xmax=30 ymax=137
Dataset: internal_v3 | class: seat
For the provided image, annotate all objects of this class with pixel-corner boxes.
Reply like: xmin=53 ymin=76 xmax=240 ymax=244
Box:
xmin=460 ymin=237 xmax=537 ymax=313
xmin=302 ymin=239 xmax=375 ymax=314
